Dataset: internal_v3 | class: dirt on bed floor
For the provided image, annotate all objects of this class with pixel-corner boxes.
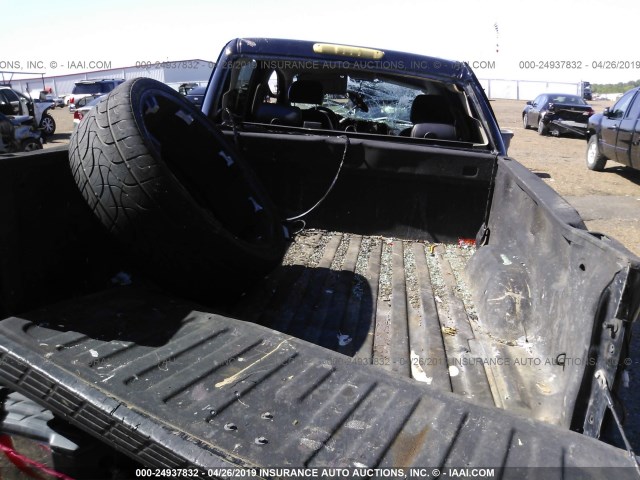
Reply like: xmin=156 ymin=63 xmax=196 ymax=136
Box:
xmin=234 ymin=230 xmax=498 ymax=403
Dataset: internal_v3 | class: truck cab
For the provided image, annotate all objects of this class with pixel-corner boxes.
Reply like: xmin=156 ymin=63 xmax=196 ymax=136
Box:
xmin=587 ymin=87 xmax=640 ymax=171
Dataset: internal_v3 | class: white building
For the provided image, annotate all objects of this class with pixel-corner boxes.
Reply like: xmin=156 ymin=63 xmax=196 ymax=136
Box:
xmin=478 ymin=78 xmax=582 ymax=100
xmin=7 ymin=59 xmax=214 ymax=97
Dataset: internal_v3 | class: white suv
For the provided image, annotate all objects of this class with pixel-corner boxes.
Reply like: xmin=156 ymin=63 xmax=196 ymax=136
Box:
xmin=68 ymin=79 xmax=124 ymax=111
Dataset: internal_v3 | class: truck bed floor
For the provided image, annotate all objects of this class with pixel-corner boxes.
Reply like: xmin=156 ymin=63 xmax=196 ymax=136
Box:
xmin=235 ymin=230 xmax=495 ymax=407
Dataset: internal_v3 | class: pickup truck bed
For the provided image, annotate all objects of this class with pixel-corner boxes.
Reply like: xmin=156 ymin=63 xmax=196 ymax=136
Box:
xmin=2 ymin=44 xmax=640 ymax=472
xmin=0 ymin=143 xmax=637 ymax=474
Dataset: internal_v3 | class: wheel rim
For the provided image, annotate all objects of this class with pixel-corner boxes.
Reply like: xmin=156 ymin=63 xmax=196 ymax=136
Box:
xmin=587 ymin=141 xmax=596 ymax=165
xmin=538 ymin=120 xmax=544 ymax=133
xmin=41 ymin=116 xmax=55 ymax=134
xmin=523 ymin=115 xmax=528 ymax=129
xmin=23 ymin=141 xmax=39 ymax=152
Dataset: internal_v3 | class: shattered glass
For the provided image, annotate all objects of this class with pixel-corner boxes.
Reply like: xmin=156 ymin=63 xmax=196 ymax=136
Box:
xmin=324 ymin=77 xmax=421 ymax=134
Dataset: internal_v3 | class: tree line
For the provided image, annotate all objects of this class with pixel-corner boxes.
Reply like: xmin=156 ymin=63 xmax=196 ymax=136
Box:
xmin=592 ymin=80 xmax=640 ymax=94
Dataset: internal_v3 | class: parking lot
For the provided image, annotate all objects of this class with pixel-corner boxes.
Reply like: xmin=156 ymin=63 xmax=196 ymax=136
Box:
xmin=44 ymin=106 xmax=74 ymax=150
xmin=493 ymin=98 xmax=640 ymax=257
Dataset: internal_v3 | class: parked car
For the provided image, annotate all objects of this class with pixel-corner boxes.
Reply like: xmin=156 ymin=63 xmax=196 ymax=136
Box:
xmin=586 ymin=86 xmax=640 ymax=171
xmin=0 ymin=87 xmax=56 ymax=135
xmin=27 ymin=89 xmax=62 ymax=107
xmin=53 ymin=96 xmax=65 ymax=108
xmin=178 ymin=82 xmax=199 ymax=95
xmin=0 ymin=112 xmax=42 ymax=152
xmin=72 ymin=95 xmax=105 ymax=130
xmin=68 ymin=93 xmax=106 ymax=113
xmin=523 ymin=93 xmax=594 ymax=137
xmin=185 ymin=85 xmax=206 ymax=108
xmin=73 ymin=93 xmax=104 ymax=111
xmin=69 ymin=93 xmax=104 ymax=112
xmin=67 ymin=79 xmax=124 ymax=110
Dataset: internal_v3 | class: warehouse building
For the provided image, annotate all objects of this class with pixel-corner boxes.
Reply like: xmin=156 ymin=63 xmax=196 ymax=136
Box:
xmin=6 ymin=59 xmax=214 ymax=98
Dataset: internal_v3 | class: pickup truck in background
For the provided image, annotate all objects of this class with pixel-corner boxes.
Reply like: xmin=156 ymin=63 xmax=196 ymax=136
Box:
xmin=587 ymin=86 xmax=640 ymax=172
xmin=0 ymin=38 xmax=639 ymax=477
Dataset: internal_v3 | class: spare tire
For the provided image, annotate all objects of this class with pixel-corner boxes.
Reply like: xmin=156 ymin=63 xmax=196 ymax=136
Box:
xmin=69 ymin=78 xmax=287 ymax=299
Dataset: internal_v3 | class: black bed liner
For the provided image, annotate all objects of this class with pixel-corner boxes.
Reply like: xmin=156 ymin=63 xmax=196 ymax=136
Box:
xmin=234 ymin=230 xmax=494 ymax=406
xmin=234 ymin=230 xmax=578 ymax=423
xmin=0 ymin=283 xmax=638 ymax=476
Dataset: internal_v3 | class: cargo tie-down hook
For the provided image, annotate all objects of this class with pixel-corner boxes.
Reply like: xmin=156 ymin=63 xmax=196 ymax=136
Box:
xmin=144 ymin=95 xmax=160 ymax=115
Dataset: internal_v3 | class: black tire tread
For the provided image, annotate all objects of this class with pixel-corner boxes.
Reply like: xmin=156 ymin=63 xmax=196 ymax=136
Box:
xmin=69 ymin=78 xmax=286 ymax=299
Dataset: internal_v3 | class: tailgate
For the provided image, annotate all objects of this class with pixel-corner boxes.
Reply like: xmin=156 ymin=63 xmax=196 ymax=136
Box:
xmin=0 ymin=285 xmax=637 ymax=475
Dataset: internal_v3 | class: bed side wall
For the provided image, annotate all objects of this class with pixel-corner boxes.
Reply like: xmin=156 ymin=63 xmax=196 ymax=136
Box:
xmin=467 ymin=156 xmax=639 ymax=431
xmin=0 ymin=148 xmax=119 ymax=317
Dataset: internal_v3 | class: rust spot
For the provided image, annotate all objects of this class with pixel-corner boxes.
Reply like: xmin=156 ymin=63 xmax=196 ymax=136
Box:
xmin=391 ymin=423 xmax=430 ymax=466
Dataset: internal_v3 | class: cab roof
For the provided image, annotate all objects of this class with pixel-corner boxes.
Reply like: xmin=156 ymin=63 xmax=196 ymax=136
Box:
xmin=224 ymin=38 xmax=474 ymax=82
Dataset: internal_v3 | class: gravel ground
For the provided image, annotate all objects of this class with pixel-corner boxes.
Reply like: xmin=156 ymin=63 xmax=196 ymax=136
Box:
xmin=43 ymin=105 xmax=74 ymax=149
xmin=491 ymin=98 xmax=640 ymax=257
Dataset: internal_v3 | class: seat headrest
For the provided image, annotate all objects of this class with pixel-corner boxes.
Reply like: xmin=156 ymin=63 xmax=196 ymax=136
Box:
xmin=253 ymin=103 xmax=302 ymax=127
xmin=289 ymin=81 xmax=324 ymax=105
xmin=410 ymin=94 xmax=454 ymax=124
xmin=411 ymin=123 xmax=457 ymax=140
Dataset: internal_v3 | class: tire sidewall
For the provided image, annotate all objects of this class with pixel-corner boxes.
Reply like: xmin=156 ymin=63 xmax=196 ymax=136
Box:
xmin=69 ymin=77 xmax=287 ymax=299
xmin=125 ymin=79 xmax=285 ymax=262
xmin=586 ymin=136 xmax=605 ymax=171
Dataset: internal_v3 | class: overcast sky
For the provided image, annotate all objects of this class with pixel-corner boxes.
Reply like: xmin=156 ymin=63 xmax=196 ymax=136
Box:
xmin=1 ymin=0 xmax=638 ymax=85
